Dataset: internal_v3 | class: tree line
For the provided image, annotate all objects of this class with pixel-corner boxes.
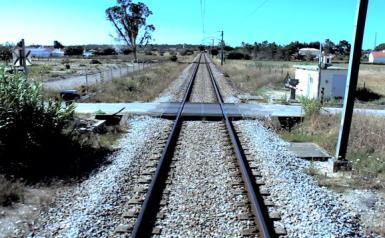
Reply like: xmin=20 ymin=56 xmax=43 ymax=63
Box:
xmin=218 ymin=39 xmax=353 ymax=61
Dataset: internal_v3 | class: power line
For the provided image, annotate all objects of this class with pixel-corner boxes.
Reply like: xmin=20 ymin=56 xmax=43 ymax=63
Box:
xmin=200 ymin=0 xmax=206 ymax=40
xmin=246 ymin=0 xmax=270 ymax=19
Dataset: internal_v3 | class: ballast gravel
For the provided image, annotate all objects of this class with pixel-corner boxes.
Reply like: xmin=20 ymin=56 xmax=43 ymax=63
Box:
xmin=234 ymin=120 xmax=366 ymax=238
xmin=155 ymin=121 xmax=256 ymax=237
xmin=155 ymin=57 xmax=197 ymax=103
xmin=190 ymin=62 xmax=216 ymax=103
xmin=206 ymin=58 xmax=241 ymax=103
xmin=30 ymin=117 xmax=172 ymax=237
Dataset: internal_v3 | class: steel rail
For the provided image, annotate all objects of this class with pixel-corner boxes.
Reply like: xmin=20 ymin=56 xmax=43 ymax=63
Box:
xmin=131 ymin=53 xmax=202 ymax=238
xmin=203 ymin=53 xmax=276 ymax=238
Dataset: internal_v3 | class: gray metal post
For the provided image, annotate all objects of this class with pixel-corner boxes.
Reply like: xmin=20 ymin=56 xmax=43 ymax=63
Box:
xmin=220 ymin=31 xmax=224 ymax=65
xmin=85 ymin=71 xmax=89 ymax=94
xmin=334 ymin=0 xmax=369 ymax=171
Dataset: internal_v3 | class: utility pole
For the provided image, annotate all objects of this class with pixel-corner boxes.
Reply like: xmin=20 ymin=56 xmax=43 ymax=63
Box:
xmin=374 ymin=32 xmax=377 ymax=50
xmin=317 ymin=42 xmax=323 ymax=99
xmin=334 ymin=0 xmax=369 ymax=171
xmin=220 ymin=30 xmax=224 ymax=65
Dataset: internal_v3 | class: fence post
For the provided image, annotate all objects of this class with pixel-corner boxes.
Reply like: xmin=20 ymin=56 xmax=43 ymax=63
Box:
xmin=85 ymin=70 xmax=88 ymax=94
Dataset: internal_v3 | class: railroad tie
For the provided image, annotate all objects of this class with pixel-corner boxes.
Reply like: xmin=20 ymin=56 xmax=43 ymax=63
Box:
xmin=269 ymin=210 xmax=282 ymax=220
xmin=115 ymin=224 xmax=132 ymax=234
xmin=152 ymin=227 xmax=162 ymax=235
xmin=241 ymin=227 xmax=258 ymax=236
xmin=122 ymin=207 xmax=140 ymax=218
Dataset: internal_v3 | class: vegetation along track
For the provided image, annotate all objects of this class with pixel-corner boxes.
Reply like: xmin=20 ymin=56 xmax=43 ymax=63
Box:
xmin=116 ymin=53 xmax=285 ymax=237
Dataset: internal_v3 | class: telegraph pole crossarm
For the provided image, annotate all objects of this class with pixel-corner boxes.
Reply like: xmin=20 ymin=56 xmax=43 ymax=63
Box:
xmin=334 ymin=0 xmax=369 ymax=171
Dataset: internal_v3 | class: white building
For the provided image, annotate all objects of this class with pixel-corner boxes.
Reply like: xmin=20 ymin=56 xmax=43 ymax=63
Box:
xmin=51 ymin=49 xmax=64 ymax=57
xmin=27 ymin=47 xmax=52 ymax=58
xmin=294 ymin=65 xmax=348 ymax=99
xmin=368 ymin=51 xmax=385 ymax=63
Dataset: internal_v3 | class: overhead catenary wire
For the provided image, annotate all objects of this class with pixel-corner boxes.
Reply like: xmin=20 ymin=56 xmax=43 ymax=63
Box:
xmin=248 ymin=0 xmax=270 ymax=17
xmin=200 ymin=0 xmax=206 ymax=44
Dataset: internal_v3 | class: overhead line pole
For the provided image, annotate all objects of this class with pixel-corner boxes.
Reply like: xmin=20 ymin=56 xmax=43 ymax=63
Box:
xmin=334 ymin=0 xmax=369 ymax=171
xmin=220 ymin=30 xmax=224 ymax=65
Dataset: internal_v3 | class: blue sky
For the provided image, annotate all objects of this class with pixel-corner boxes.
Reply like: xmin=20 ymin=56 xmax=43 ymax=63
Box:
xmin=0 ymin=0 xmax=383 ymax=49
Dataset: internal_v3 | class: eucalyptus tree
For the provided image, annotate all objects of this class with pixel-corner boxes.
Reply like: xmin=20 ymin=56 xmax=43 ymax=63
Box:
xmin=106 ymin=0 xmax=155 ymax=61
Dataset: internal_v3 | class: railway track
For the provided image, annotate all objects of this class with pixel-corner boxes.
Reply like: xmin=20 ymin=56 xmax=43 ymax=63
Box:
xmin=117 ymin=53 xmax=285 ymax=237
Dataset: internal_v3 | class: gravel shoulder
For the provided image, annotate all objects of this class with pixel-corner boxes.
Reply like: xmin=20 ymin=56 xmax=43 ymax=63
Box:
xmin=235 ymin=120 xmax=366 ymax=237
xmin=190 ymin=61 xmax=216 ymax=103
xmin=30 ymin=117 xmax=172 ymax=237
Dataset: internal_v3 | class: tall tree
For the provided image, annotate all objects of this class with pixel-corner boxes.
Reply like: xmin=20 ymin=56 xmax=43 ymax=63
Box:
xmin=106 ymin=0 xmax=155 ymax=61
xmin=375 ymin=43 xmax=385 ymax=51
xmin=323 ymin=39 xmax=336 ymax=54
xmin=53 ymin=40 xmax=64 ymax=49
xmin=336 ymin=40 xmax=351 ymax=56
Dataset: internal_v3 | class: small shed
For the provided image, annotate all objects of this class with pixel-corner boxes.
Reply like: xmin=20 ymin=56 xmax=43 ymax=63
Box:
xmin=294 ymin=65 xmax=348 ymax=99
xmin=368 ymin=51 xmax=385 ymax=63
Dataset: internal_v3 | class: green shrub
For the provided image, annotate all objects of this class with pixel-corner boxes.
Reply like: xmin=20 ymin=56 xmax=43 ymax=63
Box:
xmin=90 ymin=59 xmax=102 ymax=64
xmin=298 ymin=96 xmax=321 ymax=117
xmin=227 ymin=51 xmax=251 ymax=60
xmin=0 ymin=45 xmax=12 ymax=63
xmin=95 ymin=47 xmax=117 ymax=56
xmin=122 ymin=48 xmax=133 ymax=55
xmin=179 ymin=49 xmax=194 ymax=56
xmin=169 ymin=55 xmax=177 ymax=62
xmin=0 ymin=175 xmax=24 ymax=206
xmin=210 ymin=48 xmax=219 ymax=56
xmin=64 ymin=46 xmax=83 ymax=56
xmin=0 ymin=68 xmax=109 ymax=179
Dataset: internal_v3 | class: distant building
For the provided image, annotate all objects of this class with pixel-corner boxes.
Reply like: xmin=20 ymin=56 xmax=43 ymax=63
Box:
xmin=51 ymin=49 xmax=65 ymax=57
xmin=26 ymin=47 xmax=64 ymax=58
xmin=294 ymin=65 xmax=348 ymax=99
xmin=27 ymin=47 xmax=52 ymax=58
xmin=83 ymin=50 xmax=95 ymax=58
xmin=368 ymin=50 xmax=385 ymax=63
xmin=298 ymin=48 xmax=320 ymax=57
xmin=323 ymin=55 xmax=333 ymax=64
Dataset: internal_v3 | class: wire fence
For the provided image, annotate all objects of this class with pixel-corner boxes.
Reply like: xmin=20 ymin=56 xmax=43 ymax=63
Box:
xmin=43 ymin=62 xmax=156 ymax=92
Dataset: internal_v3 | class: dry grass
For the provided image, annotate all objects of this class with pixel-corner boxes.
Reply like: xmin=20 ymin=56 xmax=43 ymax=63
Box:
xmin=331 ymin=63 xmax=385 ymax=97
xmin=89 ymin=62 xmax=187 ymax=102
xmin=358 ymin=70 xmax=385 ymax=97
xmin=220 ymin=60 xmax=294 ymax=96
xmin=279 ymin=113 xmax=385 ymax=179
xmin=26 ymin=52 xmax=184 ymax=81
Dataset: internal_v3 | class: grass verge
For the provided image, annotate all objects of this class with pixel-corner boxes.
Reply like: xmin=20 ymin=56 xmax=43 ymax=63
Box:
xmin=219 ymin=59 xmax=293 ymax=97
xmin=278 ymin=113 xmax=385 ymax=180
xmin=88 ymin=62 xmax=187 ymax=102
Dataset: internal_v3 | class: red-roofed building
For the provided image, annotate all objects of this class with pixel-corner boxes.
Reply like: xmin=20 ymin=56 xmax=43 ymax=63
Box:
xmin=369 ymin=50 xmax=385 ymax=63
